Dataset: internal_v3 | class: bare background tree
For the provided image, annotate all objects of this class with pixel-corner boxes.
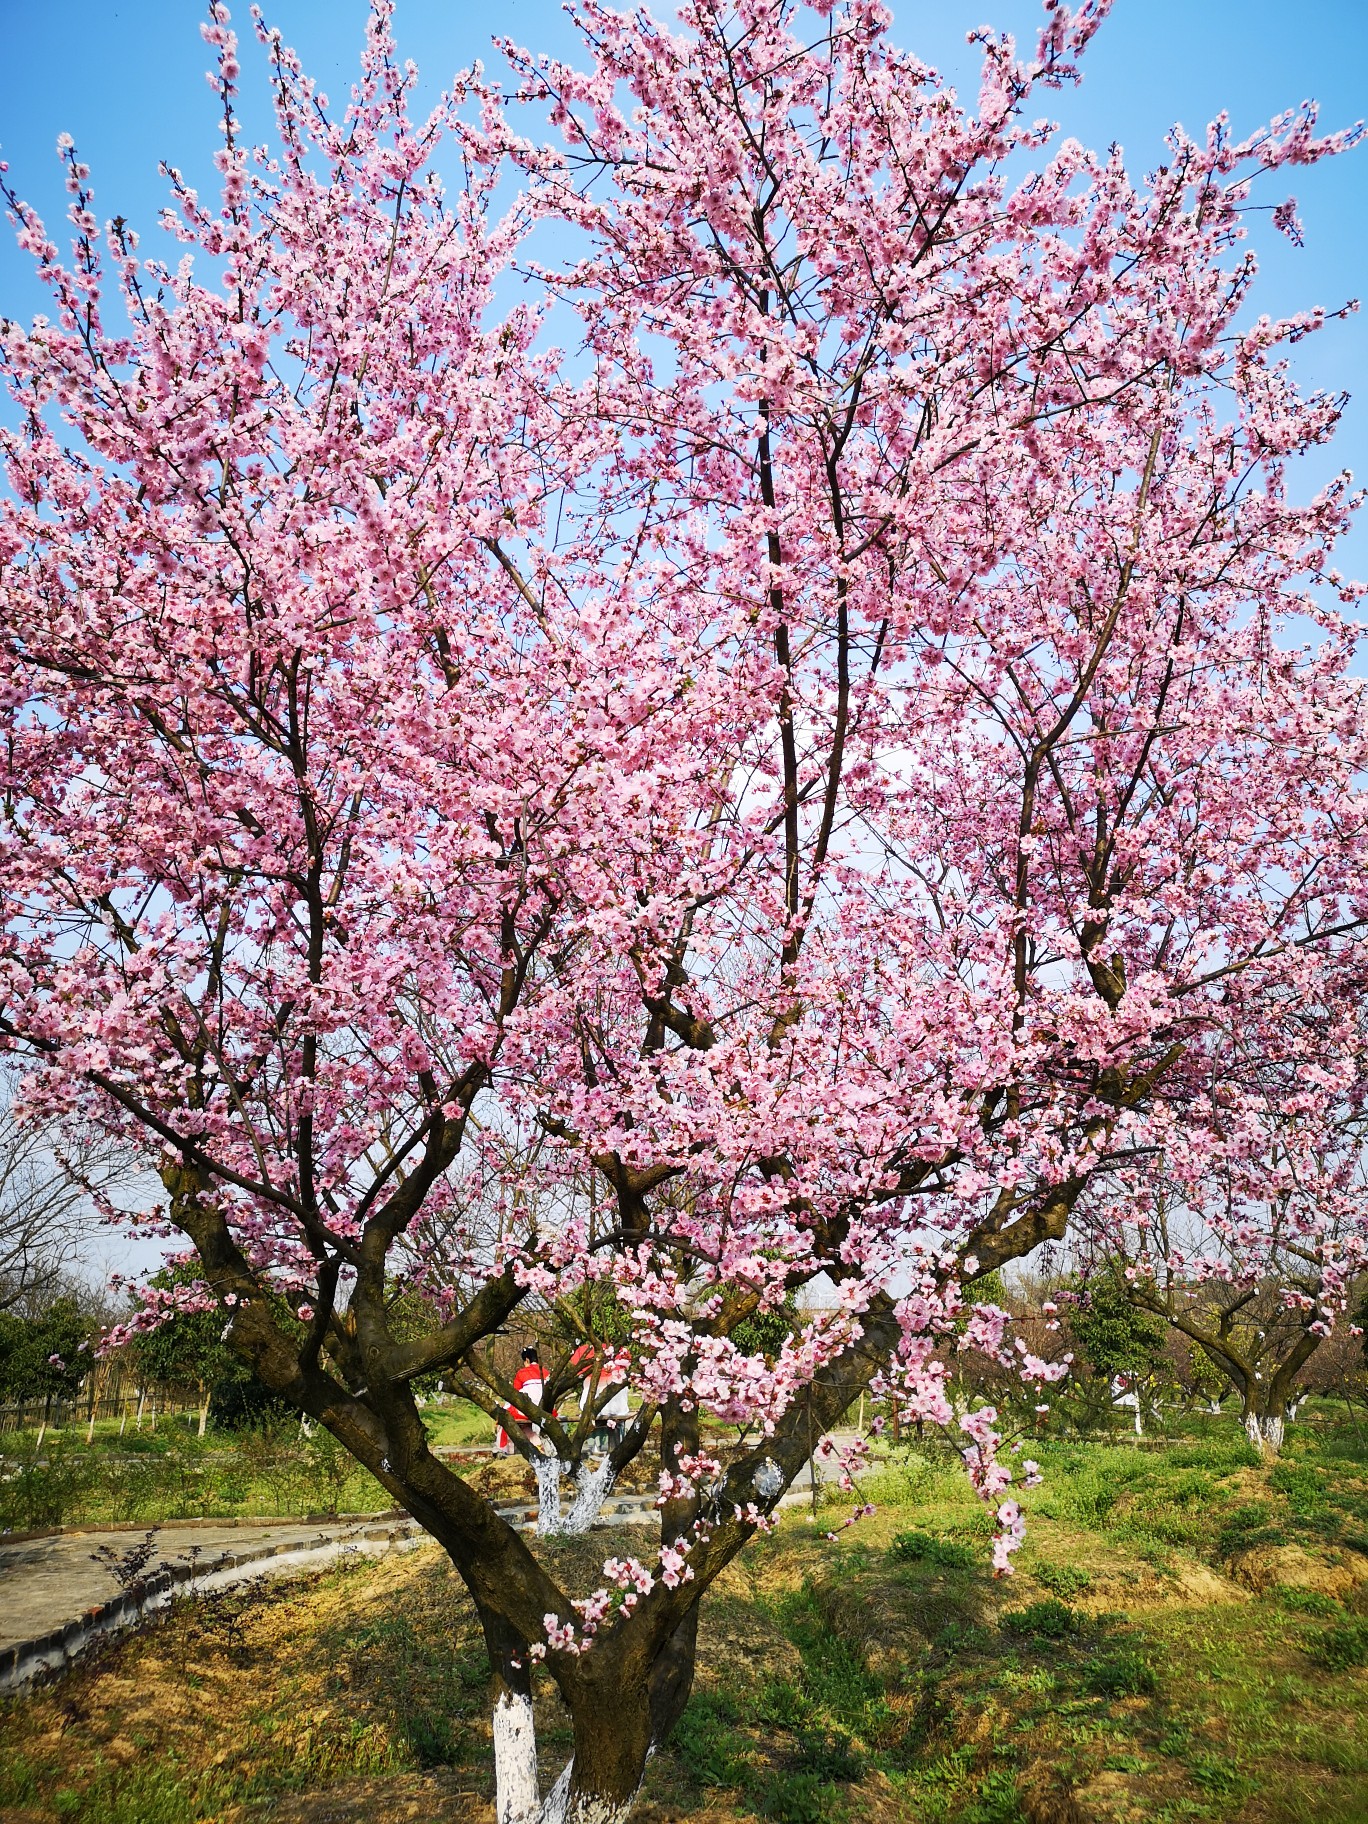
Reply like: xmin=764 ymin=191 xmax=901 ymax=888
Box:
xmin=0 ymin=1091 xmax=90 ymax=1315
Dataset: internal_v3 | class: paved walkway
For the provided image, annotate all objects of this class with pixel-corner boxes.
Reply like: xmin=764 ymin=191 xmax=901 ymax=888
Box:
xmin=0 ymin=1440 xmax=861 ymax=1686
xmin=0 ymin=1518 xmax=401 ymax=1653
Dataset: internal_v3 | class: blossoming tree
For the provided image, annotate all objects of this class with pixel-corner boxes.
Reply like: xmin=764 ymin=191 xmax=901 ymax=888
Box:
xmin=2 ymin=1 xmax=1365 ymax=1817
xmin=1078 ymin=1098 xmax=1368 ymax=1453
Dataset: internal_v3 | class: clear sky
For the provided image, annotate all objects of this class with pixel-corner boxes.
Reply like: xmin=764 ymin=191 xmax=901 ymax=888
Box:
xmin=0 ymin=1 xmax=1364 ymax=1284
xmin=0 ymin=0 xmax=1363 ymax=529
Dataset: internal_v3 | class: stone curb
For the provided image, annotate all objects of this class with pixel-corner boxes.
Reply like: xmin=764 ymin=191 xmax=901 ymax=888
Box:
xmin=0 ymin=1518 xmax=423 ymax=1695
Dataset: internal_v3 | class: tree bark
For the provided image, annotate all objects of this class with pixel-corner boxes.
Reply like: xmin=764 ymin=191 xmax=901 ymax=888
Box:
xmin=1243 ymin=1407 xmax=1285 ymax=1455
xmin=487 ymin=1611 xmax=542 ymax=1824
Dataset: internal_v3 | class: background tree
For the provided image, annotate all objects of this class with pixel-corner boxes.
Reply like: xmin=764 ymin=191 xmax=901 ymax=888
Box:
xmin=1067 ymin=1272 xmax=1167 ymax=1431
xmin=130 ymin=1260 xmax=275 ymax=1435
xmin=0 ymin=1084 xmax=93 ymax=1313
xmin=1 ymin=3 xmax=1366 ymax=1820
xmin=1086 ymin=1105 xmax=1368 ymax=1453
xmin=0 ymin=1293 xmax=90 ymax=1440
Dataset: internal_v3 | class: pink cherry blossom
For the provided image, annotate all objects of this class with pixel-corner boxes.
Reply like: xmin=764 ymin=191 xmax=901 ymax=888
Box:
xmin=1 ymin=2 xmax=1364 ymax=1817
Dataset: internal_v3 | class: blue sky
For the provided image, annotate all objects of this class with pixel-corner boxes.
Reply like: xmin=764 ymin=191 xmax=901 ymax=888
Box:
xmin=1 ymin=0 xmax=1364 ymax=542
xmin=0 ymin=4 xmax=1364 ymax=1283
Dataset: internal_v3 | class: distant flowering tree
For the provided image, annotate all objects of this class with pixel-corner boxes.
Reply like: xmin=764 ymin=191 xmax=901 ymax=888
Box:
xmin=2 ymin=1 xmax=1366 ymax=1817
xmin=1081 ymin=1103 xmax=1368 ymax=1453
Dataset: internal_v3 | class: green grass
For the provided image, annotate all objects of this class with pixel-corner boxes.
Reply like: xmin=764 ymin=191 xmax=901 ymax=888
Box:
xmin=1 ymin=1412 xmax=1366 ymax=1822
xmin=0 ymin=1398 xmax=488 ymax=1530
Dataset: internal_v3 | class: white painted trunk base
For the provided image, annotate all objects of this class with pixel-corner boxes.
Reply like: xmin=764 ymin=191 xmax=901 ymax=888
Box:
xmin=563 ymin=1456 xmax=618 ymax=1534
xmin=534 ymin=1452 xmax=619 ymax=1537
xmin=1245 ymin=1411 xmax=1285 ymax=1454
xmin=535 ymin=1762 xmax=638 ymax=1824
xmin=533 ymin=1452 xmax=567 ymax=1537
xmin=494 ymin=1691 xmax=541 ymax=1824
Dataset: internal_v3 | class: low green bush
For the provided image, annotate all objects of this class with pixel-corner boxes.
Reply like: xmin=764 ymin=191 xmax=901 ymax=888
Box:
xmin=890 ymin=1529 xmax=977 ymax=1570
xmin=1000 ymin=1599 xmax=1078 ymax=1641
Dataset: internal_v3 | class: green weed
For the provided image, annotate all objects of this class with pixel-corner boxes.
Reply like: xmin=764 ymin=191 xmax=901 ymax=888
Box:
xmin=891 ymin=1530 xmax=978 ymax=1570
xmin=1032 ymin=1564 xmax=1092 ymax=1600
xmin=1308 ymin=1617 xmax=1368 ymax=1673
xmin=999 ymin=1600 xmax=1078 ymax=1642
xmin=1083 ymin=1650 xmax=1158 ymax=1697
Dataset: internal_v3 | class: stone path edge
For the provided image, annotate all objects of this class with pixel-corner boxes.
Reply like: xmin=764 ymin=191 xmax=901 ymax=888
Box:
xmin=1 ymin=1481 xmax=834 ymax=1696
xmin=0 ymin=1517 xmax=425 ymax=1696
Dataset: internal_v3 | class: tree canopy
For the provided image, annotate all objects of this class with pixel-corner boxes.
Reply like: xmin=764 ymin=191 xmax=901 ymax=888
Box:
xmin=1 ymin=2 xmax=1365 ymax=1818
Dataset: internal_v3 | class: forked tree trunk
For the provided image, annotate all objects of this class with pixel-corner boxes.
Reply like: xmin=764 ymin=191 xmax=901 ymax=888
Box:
xmin=489 ymin=1404 xmax=702 ymax=1823
xmin=530 ymin=1440 xmax=622 ymax=1538
xmin=560 ymin=1454 xmax=619 ymax=1535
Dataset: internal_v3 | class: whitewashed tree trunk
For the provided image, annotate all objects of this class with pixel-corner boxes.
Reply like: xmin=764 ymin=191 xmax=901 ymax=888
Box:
xmin=533 ymin=1448 xmax=568 ymax=1536
xmin=1244 ymin=1410 xmax=1285 ymax=1454
xmin=560 ymin=1455 xmax=618 ymax=1535
xmin=534 ymin=1762 xmax=639 ymax=1824
xmin=493 ymin=1690 xmax=541 ymax=1824
xmin=197 ymin=1387 xmax=211 ymax=1438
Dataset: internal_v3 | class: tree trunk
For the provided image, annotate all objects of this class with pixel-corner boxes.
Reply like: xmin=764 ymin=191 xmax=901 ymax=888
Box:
xmin=560 ymin=1454 xmax=618 ymax=1535
xmin=551 ymin=1659 xmax=654 ymax=1824
xmin=487 ymin=1613 xmax=542 ymax=1824
xmin=1243 ymin=1403 xmax=1286 ymax=1456
xmin=197 ymin=1384 xmax=211 ymax=1439
xmin=533 ymin=1448 xmax=567 ymax=1537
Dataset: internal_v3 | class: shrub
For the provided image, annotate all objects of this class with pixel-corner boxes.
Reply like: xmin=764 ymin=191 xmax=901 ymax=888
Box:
xmin=891 ymin=1530 xmax=977 ymax=1570
xmin=999 ymin=1599 xmax=1078 ymax=1641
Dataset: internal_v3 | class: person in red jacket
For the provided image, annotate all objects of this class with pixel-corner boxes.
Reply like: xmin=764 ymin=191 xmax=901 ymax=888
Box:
xmin=495 ymin=1346 xmax=551 ymax=1452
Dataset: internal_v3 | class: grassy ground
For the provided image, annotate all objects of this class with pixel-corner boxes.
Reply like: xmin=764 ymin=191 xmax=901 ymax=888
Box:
xmin=0 ymin=1400 xmax=492 ymax=1532
xmin=1 ymin=1419 xmax=1366 ymax=1823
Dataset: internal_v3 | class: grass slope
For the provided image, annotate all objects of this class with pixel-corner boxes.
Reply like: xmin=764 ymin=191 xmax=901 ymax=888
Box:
xmin=1 ymin=1421 xmax=1366 ymax=1823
